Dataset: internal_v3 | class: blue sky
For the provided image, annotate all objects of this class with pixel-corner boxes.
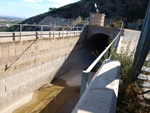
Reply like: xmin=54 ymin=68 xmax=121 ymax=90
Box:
xmin=0 ymin=0 xmax=80 ymax=18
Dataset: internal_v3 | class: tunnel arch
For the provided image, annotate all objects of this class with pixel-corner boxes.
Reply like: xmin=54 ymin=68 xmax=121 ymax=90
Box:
xmin=86 ymin=33 xmax=111 ymax=55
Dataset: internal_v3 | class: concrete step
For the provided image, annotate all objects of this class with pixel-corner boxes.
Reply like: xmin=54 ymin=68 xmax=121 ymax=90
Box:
xmin=142 ymin=66 xmax=150 ymax=73
xmin=138 ymin=74 xmax=150 ymax=81
xmin=141 ymin=88 xmax=150 ymax=100
xmin=140 ymin=81 xmax=150 ymax=88
xmin=146 ymin=57 xmax=150 ymax=62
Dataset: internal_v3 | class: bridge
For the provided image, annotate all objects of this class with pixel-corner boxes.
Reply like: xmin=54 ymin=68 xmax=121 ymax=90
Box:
xmin=0 ymin=23 xmax=141 ymax=113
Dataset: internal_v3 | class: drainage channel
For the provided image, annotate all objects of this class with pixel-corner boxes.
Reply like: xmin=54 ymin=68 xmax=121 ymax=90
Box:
xmin=13 ymin=69 xmax=95 ymax=113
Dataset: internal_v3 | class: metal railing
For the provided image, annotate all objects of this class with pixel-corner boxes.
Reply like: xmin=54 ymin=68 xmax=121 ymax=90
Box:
xmin=67 ymin=17 xmax=81 ymax=31
xmin=80 ymin=21 xmax=124 ymax=97
xmin=0 ymin=24 xmax=84 ymax=41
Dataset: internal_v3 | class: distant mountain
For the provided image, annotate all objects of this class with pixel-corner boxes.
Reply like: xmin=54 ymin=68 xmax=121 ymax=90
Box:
xmin=0 ymin=15 xmax=26 ymax=20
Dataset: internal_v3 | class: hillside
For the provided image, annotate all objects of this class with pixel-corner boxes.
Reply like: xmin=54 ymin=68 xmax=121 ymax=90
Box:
xmin=15 ymin=0 xmax=150 ymax=30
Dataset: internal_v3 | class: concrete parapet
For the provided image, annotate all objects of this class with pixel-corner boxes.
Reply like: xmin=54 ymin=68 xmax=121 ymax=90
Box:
xmin=72 ymin=59 xmax=120 ymax=113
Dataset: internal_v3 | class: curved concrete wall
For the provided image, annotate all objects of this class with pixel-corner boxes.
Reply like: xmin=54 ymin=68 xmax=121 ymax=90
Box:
xmin=86 ymin=25 xmax=120 ymax=40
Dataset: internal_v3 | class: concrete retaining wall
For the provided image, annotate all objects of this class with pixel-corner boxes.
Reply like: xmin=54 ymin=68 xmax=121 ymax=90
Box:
xmin=117 ymin=29 xmax=141 ymax=54
xmin=0 ymin=35 xmax=83 ymax=113
xmin=72 ymin=59 xmax=120 ymax=113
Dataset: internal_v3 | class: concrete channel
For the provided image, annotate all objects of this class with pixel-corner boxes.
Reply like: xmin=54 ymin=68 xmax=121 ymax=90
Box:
xmin=12 ymin=64 xmax=95 ymax=113
xmin=10 ymin=33 xmax=110 ymax=113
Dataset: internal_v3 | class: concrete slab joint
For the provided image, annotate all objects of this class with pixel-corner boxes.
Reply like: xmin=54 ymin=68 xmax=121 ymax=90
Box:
xmin=72 ymin=59 xmax=121 ymax=113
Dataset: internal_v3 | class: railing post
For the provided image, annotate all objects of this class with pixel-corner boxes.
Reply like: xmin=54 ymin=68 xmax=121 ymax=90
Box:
xmin=49 ymin=25 xmax=51 ymax=38
xmin=80 ymin=72 xmax=89 ymax=98
xmin=12 ymin=32 xmax=15 ymax=41
xmin=53 ymin=26 xmax=55 ymax=38
xmin=20 ymin=25 xmax=22 ymax=41
xmin=59 ymin=31 xmax=60 ymax=37
xmin=76 ymin=28 xmax=77 ymax=36
xmin=63 ymin=27 xmax=64 ymax=37
xmin=59 ymin=38 xmax=61 ymax=59
xmin=67 ymin=31 xmax=68 ymax=37
xmin=36 ymin=32 xmax=38 ymax=39
xmin=41 ymin=25 xmax=43 ymax=38
xmin=49 ymin=31 xmax=51 ymax=38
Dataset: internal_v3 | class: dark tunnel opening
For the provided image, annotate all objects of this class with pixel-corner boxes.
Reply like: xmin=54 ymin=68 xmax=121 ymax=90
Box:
xmin=86 ymin=33 xmax=110 ymax=57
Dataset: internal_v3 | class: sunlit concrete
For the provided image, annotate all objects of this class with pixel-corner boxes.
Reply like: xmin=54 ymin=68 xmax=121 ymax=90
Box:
xmin=72 ymin=60 xmax=120 ymax=113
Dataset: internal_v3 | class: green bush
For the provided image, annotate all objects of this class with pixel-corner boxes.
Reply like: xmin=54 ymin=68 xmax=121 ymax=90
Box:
xmin=111 ymin=7 xmax=117 ymax=13
xmin=65 ymin=12 xmax=73 ymax=18
xmin=111 ymin=46 xmax=150 ymax=113
xmin=110 ymin=0 xmax=116 ymax=3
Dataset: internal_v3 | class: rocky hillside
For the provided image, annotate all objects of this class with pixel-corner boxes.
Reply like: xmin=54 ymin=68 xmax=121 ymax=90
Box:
xmin=7 ymin=0 xmax=148 ymax=31
xmin=22 ymin=0 xmax=149 ymax=23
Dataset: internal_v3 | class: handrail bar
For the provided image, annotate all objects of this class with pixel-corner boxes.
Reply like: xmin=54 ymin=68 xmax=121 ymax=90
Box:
xmin=6 ymin=24 xmax=78 ymax=28
xmin=83 ymin=21 xmax=124 ymax=73
xmin=80 ymin=21 xmax=124 ymax=97
xmin=83 ymin=32 xmax=120 ymax=73
xmin=67 ymin=17 xmax=81 ymax=31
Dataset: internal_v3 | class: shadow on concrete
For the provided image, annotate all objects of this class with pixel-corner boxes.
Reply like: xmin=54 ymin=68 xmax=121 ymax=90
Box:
xmin=5 ymin=39 xmax=38 ymax=71
xmin=54 ymin=28 xmax=111 ymax=78
xmin=48 ymin=27 xmax=112 ymax=113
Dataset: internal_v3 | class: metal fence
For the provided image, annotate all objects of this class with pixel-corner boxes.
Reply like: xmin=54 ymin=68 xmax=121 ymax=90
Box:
xmin=0 ymin=24 xmax=84 ymax=42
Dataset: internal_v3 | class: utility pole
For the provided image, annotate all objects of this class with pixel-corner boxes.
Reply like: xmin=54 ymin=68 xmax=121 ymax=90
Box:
xmin=132 ymin=1 xmax=150 ymax=81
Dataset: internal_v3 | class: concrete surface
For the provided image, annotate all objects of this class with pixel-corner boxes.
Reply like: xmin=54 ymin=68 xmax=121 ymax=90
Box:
xmin=142 ymin=66 xmax=150 ymax=72
xmin=0 ymin=26 xmax=140 ymax=113
xmin=0 ymin=32 xmax=96 ymax=113
xmin=0 ymin=35 xmax=84 ymax=113
xmin=72 ymin=59 xmax=120 ymax=113
xmin=86 ymin=25 xmax=120 ymax=40
xmin=59 ymin=70 xmax=95 ymax=87
xmin=138 ymin=74 xmax=150 ymax=81
xmin=117 ymin=29 xmax=141 ymax=54
xmin=12 ymin=69 xmax=82 ymax=113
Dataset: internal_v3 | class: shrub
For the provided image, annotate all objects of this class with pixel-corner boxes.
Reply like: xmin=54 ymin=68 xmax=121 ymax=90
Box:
xmin=111 ymin=46 xmax=150 ymax=113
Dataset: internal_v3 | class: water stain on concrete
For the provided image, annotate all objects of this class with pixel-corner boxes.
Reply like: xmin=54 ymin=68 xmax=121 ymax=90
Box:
xmin=13 ymin=78 xmax=80 ymax=113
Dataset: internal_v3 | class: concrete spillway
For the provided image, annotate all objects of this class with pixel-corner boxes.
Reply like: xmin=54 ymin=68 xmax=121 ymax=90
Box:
xmin=0 ymin=25 xmax=141 ymax=113
xmin=0 ymin=28 xmax=110 ymax=113
xmin=12 ymin=45 xmax=108 ymax=112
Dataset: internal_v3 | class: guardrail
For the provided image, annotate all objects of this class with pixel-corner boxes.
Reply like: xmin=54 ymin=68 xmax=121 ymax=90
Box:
xmin=0 ymin=24 xmax=84 ymax=42
xmin=80 ymin=21 xmax=124 ymax=97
